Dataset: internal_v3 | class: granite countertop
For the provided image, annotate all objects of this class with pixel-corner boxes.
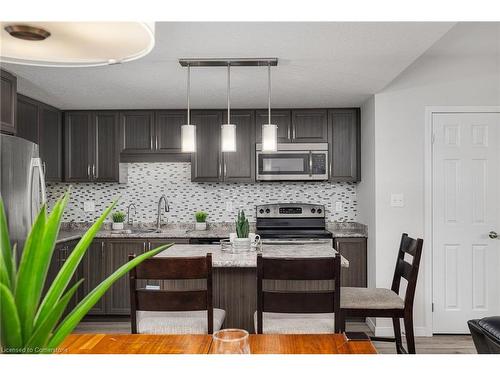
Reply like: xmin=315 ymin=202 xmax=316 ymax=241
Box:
xmin=155 ymin=243 xmax=349 ymax=268
xmin=57 ymin=222 xmax=367 ymax=244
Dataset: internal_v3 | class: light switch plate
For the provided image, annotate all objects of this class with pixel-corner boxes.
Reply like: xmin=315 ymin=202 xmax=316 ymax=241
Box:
xmin=83 ymin=201 xmax=95 ymax=212
xmin=226 ymin=201 xmax=232 ymax=212
xmin=390 ymin=193 xmax=404 ymax=207
xmin=335 ymin=201 xmax=343 ymax=212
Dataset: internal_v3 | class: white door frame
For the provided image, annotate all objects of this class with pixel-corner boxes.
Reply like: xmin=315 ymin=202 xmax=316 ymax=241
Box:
xmin=424 ymin=106 xmax=500 ymax=336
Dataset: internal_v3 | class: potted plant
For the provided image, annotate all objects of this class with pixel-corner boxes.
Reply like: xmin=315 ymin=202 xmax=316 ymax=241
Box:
xmin=0 ymin=192 xmax=172 ymax=354
xmin=194 ymin=211 xmax=208 ymax=231
xmin=233 ymin=210 xmax=250 ymax=252
xmin=111 ymin=211 xmax=126 ymax=230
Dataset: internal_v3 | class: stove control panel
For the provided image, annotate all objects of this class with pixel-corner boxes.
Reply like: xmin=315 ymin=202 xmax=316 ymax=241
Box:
xmin=256 ymin=203 xmax=325 ymax=218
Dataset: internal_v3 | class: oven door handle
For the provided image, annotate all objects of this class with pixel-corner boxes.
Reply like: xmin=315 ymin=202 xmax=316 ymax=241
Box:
xmin=309 ymin=151 xmax=313 ymax=177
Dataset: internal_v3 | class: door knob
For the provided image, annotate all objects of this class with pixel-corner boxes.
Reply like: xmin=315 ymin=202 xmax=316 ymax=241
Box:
xmin=489 ymin=231 xmax=498 ymax=239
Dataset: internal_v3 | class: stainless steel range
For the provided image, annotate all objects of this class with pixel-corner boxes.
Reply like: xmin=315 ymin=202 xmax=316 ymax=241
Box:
xmin=255 ymin=203 xmax=332 ymax=244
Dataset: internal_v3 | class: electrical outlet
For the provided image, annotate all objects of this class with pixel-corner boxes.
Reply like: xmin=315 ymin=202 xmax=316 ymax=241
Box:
xmin=390 ymin=193 xmax=405 ymax=207
xmin=335 ymin=201 xmax=343 ymax=212
xmin=83 ymin=201 xmax=95 ymax=212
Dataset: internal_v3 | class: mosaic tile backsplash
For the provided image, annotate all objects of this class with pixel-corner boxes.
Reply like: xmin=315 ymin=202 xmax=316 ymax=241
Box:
xmin=46 ymin=163 xmax=357 ymax=223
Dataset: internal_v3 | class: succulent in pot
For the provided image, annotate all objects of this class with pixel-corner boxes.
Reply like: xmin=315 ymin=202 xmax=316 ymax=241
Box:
xmin=111 ymin=210 xmax=126 ymax=230
xmin=194 ymin=211 xmax=208 ymax=231
xmin=233 ymin=210 xmax=250 ymax=252
xmin=0 ymin=191 xmax=172 ymax=354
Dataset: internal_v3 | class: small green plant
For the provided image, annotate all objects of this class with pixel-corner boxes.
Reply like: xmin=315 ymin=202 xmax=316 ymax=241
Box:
xmin=111 ymin=211 xmax=126 ymax=223
xmin=195 ymin=211 xmax=208 ymax=223
xmin=0 ymin=192 xmax=172 ymax=354
xmin=235 ymin=210 xmax=249 ymax=238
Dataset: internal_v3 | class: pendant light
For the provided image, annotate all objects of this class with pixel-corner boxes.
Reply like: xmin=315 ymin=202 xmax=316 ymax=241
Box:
xmin=181 ymin=65 xmax=196 ymax=152
xmin=262 ymin=64 xmax=278 ymax=152
xmin=221 ymin=64 xmax=236 ymax=152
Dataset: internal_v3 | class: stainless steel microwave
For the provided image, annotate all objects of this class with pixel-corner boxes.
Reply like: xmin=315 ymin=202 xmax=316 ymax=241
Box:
xmin=256 ymin=143 xmax=329 ymax=181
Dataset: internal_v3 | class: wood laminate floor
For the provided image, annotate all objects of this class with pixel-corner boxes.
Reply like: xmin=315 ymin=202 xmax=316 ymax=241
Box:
xmin=74 ymin=318 xmax=476 ymax=354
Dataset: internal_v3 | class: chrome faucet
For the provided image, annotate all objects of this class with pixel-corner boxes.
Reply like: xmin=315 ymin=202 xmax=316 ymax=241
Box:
xmin=156 ymin=195 xmax=170 ymax=231
xmin=127 ymin=203 xmax=137 ymax=226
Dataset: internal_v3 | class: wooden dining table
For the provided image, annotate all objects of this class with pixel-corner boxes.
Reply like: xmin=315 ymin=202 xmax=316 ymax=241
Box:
xmin=58 ymin=333 xmax=377 ymax=354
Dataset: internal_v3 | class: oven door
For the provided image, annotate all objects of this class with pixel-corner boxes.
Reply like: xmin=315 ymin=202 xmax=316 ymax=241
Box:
xmin=256 ymin=151 xmax=328 ymax=181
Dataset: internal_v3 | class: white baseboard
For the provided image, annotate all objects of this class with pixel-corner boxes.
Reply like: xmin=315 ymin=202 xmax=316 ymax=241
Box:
xmin=364 ymin=318 xmax=430 ymax=337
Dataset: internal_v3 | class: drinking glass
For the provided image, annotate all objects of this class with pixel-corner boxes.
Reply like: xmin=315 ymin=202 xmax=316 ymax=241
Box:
xmin=211 ymin=329 xmax=250 ymax=354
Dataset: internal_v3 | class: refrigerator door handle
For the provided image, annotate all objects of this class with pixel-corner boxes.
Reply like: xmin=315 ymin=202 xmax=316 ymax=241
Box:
xmin=32 ymin=158 xmax=47 ymax=206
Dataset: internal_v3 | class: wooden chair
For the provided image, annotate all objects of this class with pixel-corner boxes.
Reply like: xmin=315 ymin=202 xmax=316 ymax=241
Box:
xmin=340 ymin=233 xmax=423 ymax=354
xmin=129 ymin=253 xmax=225 ymax=334
xmin=255 ymin=254 xmax=342 ymax=334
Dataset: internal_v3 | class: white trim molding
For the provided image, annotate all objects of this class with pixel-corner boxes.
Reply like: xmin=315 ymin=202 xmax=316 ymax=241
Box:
xmin=424 ymin=106 xmax=500 ymax=337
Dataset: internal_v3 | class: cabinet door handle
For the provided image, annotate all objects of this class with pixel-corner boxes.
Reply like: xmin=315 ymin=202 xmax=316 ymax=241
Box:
xmin=101 ymin=241 xmax=104 ymax=257
xmin=42 ymin=162 xmax=46 ymax=176
xmin=92 ymin=164 xmax=96 ymax=179
xmin=150 ymin=136 xmax=153 ymax=150
xmin=143 ymin=242 xmax=147 ymax=253
xmin=87 ymin=164 xmax=91 ymax=179
xmin=224 ymin=164 xmax=227 ymax=177
xmin=148 ymin=242 xmax=151 ymax=251
xmin=288 ymin=125 xmax=291 ymax=140
xmin=156 ymin=136 xmax=158 ymax=150
xmin=329 ymin=162 xmax=332 ymax=178
xmin=219 ymin=162 xmax=222 ymax=177
xmin=292 ymin=126 xmax=296 ymax=139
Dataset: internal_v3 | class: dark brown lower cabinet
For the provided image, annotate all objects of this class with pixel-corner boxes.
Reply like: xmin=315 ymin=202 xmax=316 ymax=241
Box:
xmin=44 ymin=240 xmax=81 ymax=317
xmin=334 ymin=237 xmax=367 ymax=288
xmin=82 ymin=240 xmax=107 ymax=315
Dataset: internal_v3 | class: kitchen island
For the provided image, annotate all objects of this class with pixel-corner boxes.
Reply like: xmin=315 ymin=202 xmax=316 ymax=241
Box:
xmin=154 ymin=243 xmax=349 ymax=268
xmin=148 ymin=242 xmax=348 ymax=332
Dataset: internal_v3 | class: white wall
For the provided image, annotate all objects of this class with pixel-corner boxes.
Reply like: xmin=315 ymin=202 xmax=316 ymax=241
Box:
xmin=358 ymin=96 xmax=376 ymax=289
xmin=370 ymin=22 xmax=500 ymax=335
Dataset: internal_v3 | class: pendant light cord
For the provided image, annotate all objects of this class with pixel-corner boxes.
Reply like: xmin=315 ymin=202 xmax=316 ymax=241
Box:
xmin=187 ymin=65 xmax=191 ymax=124
xmin=268 ymin=64 xmax=271 ymax=124
xmin=227 ymin=64 xmax=231 ymax=123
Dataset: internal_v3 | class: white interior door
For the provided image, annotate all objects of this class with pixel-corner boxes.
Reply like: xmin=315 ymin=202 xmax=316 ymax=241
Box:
xmin=432 ymin=112 xmax=500 ymax=333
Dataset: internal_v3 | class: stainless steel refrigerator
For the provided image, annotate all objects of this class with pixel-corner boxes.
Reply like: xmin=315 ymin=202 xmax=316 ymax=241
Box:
xmin=1 ymin=134 xmax=46 ymax=252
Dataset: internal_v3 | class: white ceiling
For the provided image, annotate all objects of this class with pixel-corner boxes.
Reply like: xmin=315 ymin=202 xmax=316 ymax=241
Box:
xmin=2 ymin=22 xmax=455 ymax=110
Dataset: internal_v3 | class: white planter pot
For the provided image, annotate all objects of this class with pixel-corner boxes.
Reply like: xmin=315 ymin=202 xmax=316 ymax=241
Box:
xmin=112 ymin=222 xmax=124 ymax=230
xmin=232 ymin=237 xmax=251 ymax=253
xmin=195 ymin=222 xmax=207 ymax=231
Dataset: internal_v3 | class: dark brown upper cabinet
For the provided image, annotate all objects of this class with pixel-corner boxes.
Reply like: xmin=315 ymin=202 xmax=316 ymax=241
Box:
xmin=64 ymin=111 xmax=119 ymax=182
xmin=328 ymin=109 xmax=360 ymax=182
xmin=120 ymin=111 xmax=155 ymax=153
xmin=17 ymin=94 xmax=62 ymax=182
xmin=156 ymin=110 xmax=186 ymax=153
xmin=17 ymin=95 xmax=39 ymax=143
xmin=222 ymin=110 xmax=255 ymax=182
xmin=1 ymin=69 xmax=17 ymax=134
xmin=191 ymin=110 xmax=223 ymax=182
xmin=39 ymin=103 xmax=62 ymax=182
xmin=291 ymin=109 xmax=328 ymax=143
xmin=255 ymin=109 xmax=291 ymax=143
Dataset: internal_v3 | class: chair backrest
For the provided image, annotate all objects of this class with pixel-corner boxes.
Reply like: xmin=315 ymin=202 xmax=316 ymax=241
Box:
xmin=390 ymin=233 xmax=424 ymax=311
xmin=256 ymin=254 xmax=341 ymax=333
xmin=129 ymin=253 xmax=214 ymax=333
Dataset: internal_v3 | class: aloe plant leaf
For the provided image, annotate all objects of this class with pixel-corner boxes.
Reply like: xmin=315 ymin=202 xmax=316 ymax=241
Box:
xmin=0 ymin=283 xmax=23 ymax=351
xmin=14 ymin=191 xmax=70 ymax=342
xmin=25 ymin=279 xmax=83 ymax=351
xmin=46 ymin=244 xmax=172 ymax=350
xmin=14 ymin=204 xmax=47 ymax=341
xmin=34 ymin=198 xmax=118 ymax=329
xmin=0 ymin=198 xmax=15 ymax=290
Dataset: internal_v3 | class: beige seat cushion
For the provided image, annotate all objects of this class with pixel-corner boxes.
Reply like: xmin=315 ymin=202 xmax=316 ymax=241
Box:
xmin=341 ymin=287 xmax=404 ymax=310
xmin=137 ymin=309 xmax=226 ymax=334
xmin=253 ymin=311 xmax=335 ymax=334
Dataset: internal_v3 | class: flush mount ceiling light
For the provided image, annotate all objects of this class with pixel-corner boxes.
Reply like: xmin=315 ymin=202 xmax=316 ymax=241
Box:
xmin=181 ymin=65 xmax=196 ymax=153
xmin=0 ymin=22 xmax=155 ymax=67
xmin=221 ymin=64 xmax=236 ymax=152
xmin=262 ymin=64 xmax=278 ymax=152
